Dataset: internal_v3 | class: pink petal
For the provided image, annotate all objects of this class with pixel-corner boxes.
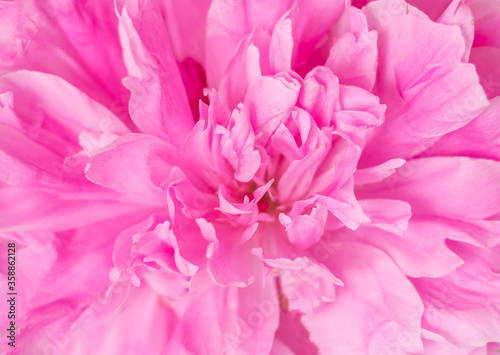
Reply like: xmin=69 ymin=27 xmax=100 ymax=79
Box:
xmin=354 ymin=158 xmax=406 ymax=185
xmin=165 ymin=274 xmax=279 ymax=354
xmin=359 ymin=157 xmax=500 ymax=221
xmin=0 ymin=0 xmax=131 ymax=121
xmin=269 ymin=17 xmax=294 ymax=73
xmin=360 ymin=0 xmax=489 ymax=166
xmin=470 ymin=46 xmax=500 ymax=99
xmin=424 ymin=97 xmax=500 ymax=161
xmin=413 ymin=242 xmax=500 ymax=347
xmin=245 ymin=73 xmax=301 ymax=144
xmin=467 ymin=0 xmax=500 ymax=48
xmin=302 ymin=241 xmax=424 ymax=354
xmin=326 ymin=7 xmax=378 ymax=91
xmin=358 ymin=199 xmax=412 ymax=236
xmin=117 ymin=0 xmax=194 ymax=146
xmin=437 ymin=0 xmax=474 ymax=62
xmin=63 ymin=284 xmax=177 ymax=355
xmin=256 ymin=249 xmax=342 ymax=314
xmin=0 ymin=71 xmax=128 ymax=157
xmin=86 ymin=134 xmax=175 ymax=206
xmin=163 ymin=0 xmax=212 ymax=66
xmin=356 ymin=217 xmax=465 ymax=278
xmin=205 ymin=0 xmax=295 ymax=87
xmin=207 ymin=223 xmax=261 ymax=287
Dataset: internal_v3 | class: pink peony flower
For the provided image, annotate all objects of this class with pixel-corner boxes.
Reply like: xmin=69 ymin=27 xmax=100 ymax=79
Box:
xmin=1 ymin=0 xmax=500 ymax=354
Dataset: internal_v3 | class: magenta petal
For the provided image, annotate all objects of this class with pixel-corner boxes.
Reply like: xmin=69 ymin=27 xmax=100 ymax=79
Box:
xmin=163 ymin=0 xmax=212 ymax=66
xmin=470 ymin=46 xmax=500 ymax=99
xmin=2 ymin=0 xmax=500 ymax=351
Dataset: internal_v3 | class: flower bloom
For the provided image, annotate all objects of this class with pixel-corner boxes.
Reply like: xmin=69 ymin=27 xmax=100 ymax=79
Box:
xmin=1 ymin=0 xmax=500 ymax=354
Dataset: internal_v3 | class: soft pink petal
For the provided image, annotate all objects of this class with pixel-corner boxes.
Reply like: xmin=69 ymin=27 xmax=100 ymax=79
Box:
xmin=360 ymin=0 xmax=489 ymax=166
xmin=359 ymin=157 xmax=500 ymax=220
xmin=325 ymin=7 xmax=378 ymax=91
xmin=117 ymin=0 xmax=194 ymax=146
xmin=245 ymin=73 xmax=301 ymax=144
xmin=355 ymin=217 xmax=465 ymax=278
xmin=86 ymin=134 xmax=176 ymax=206
xmin=0 ymin=71 xmax=128 ymax=157
xmin=256 ymin=249 xmax=342 ymax=314
xmin=165 ymin=274 xmax=279 ymax=354
xmin=429 ymin=98 xmax=500 ymax=161
xmin=163 ymin=0 xmax=212 ymax=66
xmin=0 ymin=0 xmax=132 ymax=124
xmin=205 ymin=0 xmax=295 ymax=87
xmin=302 ymin=241 xmax=424 ymax=354
xmin=354 ymin=158 xmax=406 ymax=185
xmin=63 ymin=283 xmax=177 ymax=355
xmin=413 ymin=242 xmax=500 ymax=347
xmin=437 ymin=0 xmax=474 ymax=61
xmin=358 ymin=199 xmax=411 ymax=236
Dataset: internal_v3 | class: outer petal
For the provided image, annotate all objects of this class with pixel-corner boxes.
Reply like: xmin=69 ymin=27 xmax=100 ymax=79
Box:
xmin=413 ymin=242 xmax=500 ymax=347
xmin=360 ymin=0 xmax=488 ymax=166
xmin=429 ymin=97 xmax=500 ymax=161
xmin=0 ymin=71 xmax=128 ymax=158
xmin=86 ymin=134 xmax=176 ymax=206
xmin=354 ymin=217 xmax=465 ymax=278
xmin=0 ymin=214 xmax=146 ymax=353
xmin=420 ymin=330 xmax=489 ymax=355
xmin=302 ymin=240 xmax=424 ymax=354
xmin=61 ymin=283 xmax=177 ymax=355
xmin=165 ymin=273 xmax=279 ymax=355
xmin=437 ymin=0 xmax=474 ymax=61
xmin=0 ymin=74 xmax=146 ymax=232
xmin=0 ymin=0 xmax=131 ymax=123
xmin=359 ymin=157 xmax=500 ymax=220
xmin=117 ymin=0 xmax=194 ymax=146
xmin=358 ymin=199 xmax=411 ymax=236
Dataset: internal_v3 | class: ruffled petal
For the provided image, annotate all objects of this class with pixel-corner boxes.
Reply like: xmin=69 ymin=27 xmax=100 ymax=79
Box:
xmin=302 ymin=240 xmax=424 ymax=354
xmin=117 ymin=0 xmax=194 ymax=146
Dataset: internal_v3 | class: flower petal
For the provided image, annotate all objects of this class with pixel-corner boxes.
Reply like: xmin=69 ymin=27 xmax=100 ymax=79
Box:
xmin=117 ymin=0 xmax=194 ymax=146
xmin=360 ymin=0 xmax=489 ymax=166
xmin=302 ymin=240 xmax=424 ymax=354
